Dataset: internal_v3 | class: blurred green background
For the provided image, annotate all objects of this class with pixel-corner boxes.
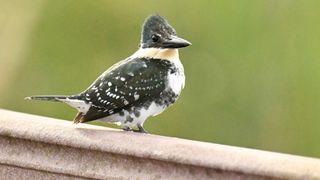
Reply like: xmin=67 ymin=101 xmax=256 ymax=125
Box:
xmin=1 ymin=0 xmax=319 ymax=158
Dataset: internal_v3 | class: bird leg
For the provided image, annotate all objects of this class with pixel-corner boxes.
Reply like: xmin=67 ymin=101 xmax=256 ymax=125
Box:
xmin=122 ymin=126 xmax=132 ymax=131
xmin=133 ymin=124 xmax=148 ymax=133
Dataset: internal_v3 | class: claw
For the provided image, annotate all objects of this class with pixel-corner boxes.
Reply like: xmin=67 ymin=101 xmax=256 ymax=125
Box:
xmin=135 ymin=124 xmax=148 ymax=133
xmin=122 ymin=126 xmax=132 ymax=131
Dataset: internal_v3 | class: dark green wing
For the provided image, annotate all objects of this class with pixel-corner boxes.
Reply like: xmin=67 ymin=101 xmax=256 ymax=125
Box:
xmin=79 ymin=57 xmax=173 ymax=122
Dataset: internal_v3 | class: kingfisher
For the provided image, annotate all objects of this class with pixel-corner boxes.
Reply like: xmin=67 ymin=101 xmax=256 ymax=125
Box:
xmin=26 ymin=15 xmax=191 ymax=133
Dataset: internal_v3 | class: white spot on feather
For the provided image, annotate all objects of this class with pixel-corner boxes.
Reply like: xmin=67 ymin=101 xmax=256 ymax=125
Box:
xmin=124 ymin=100 xmax=129 ymax=105
xmin=128 ymin=72 xmax=134 ymax=76
xmin=134 ymin=94 xmax=140 ymax=100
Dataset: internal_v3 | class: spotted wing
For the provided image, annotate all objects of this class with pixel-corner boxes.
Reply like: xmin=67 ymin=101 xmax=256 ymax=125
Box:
xmin=79 ymin=57 xmax=174 ymax=122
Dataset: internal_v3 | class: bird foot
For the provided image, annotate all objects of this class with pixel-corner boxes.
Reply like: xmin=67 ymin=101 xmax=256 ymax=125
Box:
xmin=122 ymin=126 xmax=132 ymax=131
xmin=132 ymin=124 xmax=148 ymax=133
xmin=122 ymin=124 xmax=148 ymax=133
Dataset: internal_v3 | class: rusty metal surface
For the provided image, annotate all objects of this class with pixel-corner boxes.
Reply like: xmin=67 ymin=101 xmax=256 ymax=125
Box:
xmin=0 ymin=109 xmax=319 ymax=179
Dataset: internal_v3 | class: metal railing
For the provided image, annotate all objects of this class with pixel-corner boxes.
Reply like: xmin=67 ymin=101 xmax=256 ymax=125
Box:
xmin=0 ymin=109 xmax=319 ymax=179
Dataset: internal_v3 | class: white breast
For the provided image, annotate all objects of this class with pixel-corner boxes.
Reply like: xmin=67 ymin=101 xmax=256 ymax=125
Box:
xmin=167 ymin=58 xmax=185 ymax=95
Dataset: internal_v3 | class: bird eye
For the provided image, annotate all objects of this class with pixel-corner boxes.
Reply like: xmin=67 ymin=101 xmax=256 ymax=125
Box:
xmin=151 ymin=34 xmax=160 ymax=42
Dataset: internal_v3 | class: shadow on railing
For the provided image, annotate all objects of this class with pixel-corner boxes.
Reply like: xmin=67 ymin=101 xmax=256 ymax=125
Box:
xmin=0 ymin=109 xmax=319 ymax=179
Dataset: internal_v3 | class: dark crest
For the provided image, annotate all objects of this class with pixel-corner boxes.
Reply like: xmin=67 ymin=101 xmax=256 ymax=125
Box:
xmin=141 ymin=15 xmax=176 ymax=48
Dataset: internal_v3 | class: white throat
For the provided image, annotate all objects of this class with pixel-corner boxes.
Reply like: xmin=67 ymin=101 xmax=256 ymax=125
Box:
xmin=130 ymin=48 xmax=180 ymax=61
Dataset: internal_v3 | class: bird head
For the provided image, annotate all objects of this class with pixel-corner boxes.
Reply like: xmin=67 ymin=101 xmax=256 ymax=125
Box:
xmin=141 ymin=15 xmax=191 ymax=49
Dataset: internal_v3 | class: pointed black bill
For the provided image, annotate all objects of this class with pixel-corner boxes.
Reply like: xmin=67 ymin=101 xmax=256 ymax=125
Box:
xmin=162 ymin=35 xmax=191 ymax=49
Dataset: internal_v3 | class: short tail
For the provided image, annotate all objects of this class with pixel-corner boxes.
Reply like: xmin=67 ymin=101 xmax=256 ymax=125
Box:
xmin=25 ymin=95 xmax=69 ymax=102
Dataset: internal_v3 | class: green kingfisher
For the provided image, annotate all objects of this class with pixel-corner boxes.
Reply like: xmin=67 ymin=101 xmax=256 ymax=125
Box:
xmin=26 ymin=15 xmax=191 ymax=133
